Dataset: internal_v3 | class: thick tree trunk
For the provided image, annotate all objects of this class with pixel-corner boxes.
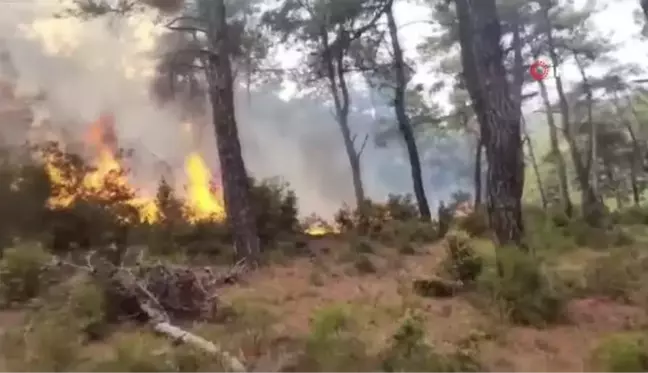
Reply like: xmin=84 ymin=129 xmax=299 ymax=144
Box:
xmin=538 ymin=80 xmax=573 ymax=216
xmin=321 ymin=28 xmax=366 ymax=212
xmin=473 ymin=135 xmax=483 ymax=207
xmin=385 ymin=6 xmax=431 ymax=220
xmin=522 ymin=118 xmax=548 ymax=210
xmin=642 ymin=0 xmax=648 ymax=21
xmin=456 ymin=0 xmax=525 ymax=247
xmin=206 ymin=0 xmax=260 ymax=262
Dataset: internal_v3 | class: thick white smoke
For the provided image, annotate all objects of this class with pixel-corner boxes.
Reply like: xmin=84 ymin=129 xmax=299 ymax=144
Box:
xmin=0 ymin=0 xmax=360 ymax=217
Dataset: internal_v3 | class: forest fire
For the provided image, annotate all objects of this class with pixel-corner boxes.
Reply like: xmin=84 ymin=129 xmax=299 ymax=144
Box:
xmin=41 ymin=113 xmax=226 ymax=224
xmin=184 ymin=152 xmax=225 ymax=221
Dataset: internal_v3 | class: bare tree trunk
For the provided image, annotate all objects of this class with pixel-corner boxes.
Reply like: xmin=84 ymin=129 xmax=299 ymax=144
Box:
xmin=206 ymin=0 xmax=260 ymax=262
xmin=456 ymin=0 xmax=525 ymax=247
xmin=473 ymin=135 xmax=483 ymax=207
xmin=320 ymin=27 xmax=366 ymax=212
xmin=642 ymin=0 xmax=648 ymax=21
xmin=539 ymin=0 xmax=601 ymax=224
xmin=538 ymin=80 xmax=573 ymax=216
xmin=385 ymin=6 xmax=431 ymax=220
xmin=614 ymin=92 xmax=642 ymax=206
xmin=522 ymin=118 xmax=548 ymax=210
xmin=574 ymin=53 xmax=606 ymax=223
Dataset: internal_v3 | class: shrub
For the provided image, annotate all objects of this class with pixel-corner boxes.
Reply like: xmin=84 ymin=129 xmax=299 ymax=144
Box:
xmin=441 ymin=231 xmax=483 ymax=284
xmin=0 ymin=243 xmax=51 ymax=305
xmin=591 ymin=333 xmax=648 ymax=372
xmin=295 ymin=305 xmax=372 ymax=371
xmin=613 ymin=206 xmax=648 ymax=226
xmin=0 ymin=313 xmax=84 ymax=371
xmin=478 ymin=246 xmax=566 ymax=326
xmin=250 ymin=177 xmax=300 ymax=244
xmin=456 ymin=206 xmax=489 ymax=237
xmin=380 ymin=313 xmax=482 ymax=372
xmin=583 ymin=249 xmax=644 ymax=303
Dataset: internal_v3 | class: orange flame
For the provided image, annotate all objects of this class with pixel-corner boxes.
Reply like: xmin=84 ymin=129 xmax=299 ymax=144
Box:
xmin=41 ymin=115 xmax=227 ymax=225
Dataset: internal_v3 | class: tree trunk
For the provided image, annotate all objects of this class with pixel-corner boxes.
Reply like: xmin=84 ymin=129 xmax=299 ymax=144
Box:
xmin=539 ymin=0 xmax=601 ymax=224
xmin=320 ymin=27 xmax=366 ymax=212
xmin=206 ymin=0 xmax=260 ymax=262
xmin=538 ymin=80 xmax=573 ymax=216
xmin=642 ymin=0 xmax=648 ymax=21
xmin=574 ymin=53 xmax=606 ymax=223
xmin=614 ymin=92 xmax=642 ymax=206
xmin=456 ymin=0 xmax=525 ymax=247
xmin=473 ymin=134 xmax=483 ymax=207
xmin=385 ymin=6 xmax=431 ymax=220
xmin=522 ymin=118 xmax=548 ymax=211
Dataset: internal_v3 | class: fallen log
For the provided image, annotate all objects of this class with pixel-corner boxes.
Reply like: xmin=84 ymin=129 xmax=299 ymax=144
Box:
xmin=52 ymin=250 xmax=247 ymax=372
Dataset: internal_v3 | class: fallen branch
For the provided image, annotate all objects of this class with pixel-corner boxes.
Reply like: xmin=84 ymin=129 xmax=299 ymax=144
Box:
xmin=138 ymin=303 xmax=245 ymax=372
xmin=51 ymin=250 xmax=247 ymax=371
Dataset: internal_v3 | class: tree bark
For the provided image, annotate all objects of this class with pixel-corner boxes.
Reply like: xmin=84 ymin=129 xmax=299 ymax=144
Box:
xmin=473 ymin=134 xmax=483 ymax=207
xmin=205 ymin=0 xmax=260 ymax=262
xmin=538 ymin=80 xmax=573 ymax=216
xmin=456 ymin=0 xmax=525 ymax=247
xmin=385 ymin=5 xmax=431 ymax=220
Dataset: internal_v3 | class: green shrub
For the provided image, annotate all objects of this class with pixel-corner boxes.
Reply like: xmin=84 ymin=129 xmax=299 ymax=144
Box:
xmin=613 ymin=206 xmax=648 ymax=225
xmin=478 ymin=246 xmax=566 ymax=326
xmin=295 ymin=305 xmax=372 ymax=371
xmin=250 ymin=177 xmax=300 ymax=244
xmin=591 ymin=333 xmax=648 ymax=372
xmin=441 ymin=231 xmax=483 ymax=284
xmin=0 ymin=314 xmax=84 ymax=371
xmin=380 ymin=313 xmax=482 ymax=372
xmin=583 ymin=249 xmax=644 ymax=303
xmin=456 ymin=206 xmax=489 ymax=237
xmin=0 ymin=243 xmax=51 ymax=305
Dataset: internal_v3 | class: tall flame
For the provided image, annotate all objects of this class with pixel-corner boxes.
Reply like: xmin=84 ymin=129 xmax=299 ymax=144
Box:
xmin=184 ymin=152 xmax=225 ymax=221
xmin=41 ymin=115 xmax=228 ymax=225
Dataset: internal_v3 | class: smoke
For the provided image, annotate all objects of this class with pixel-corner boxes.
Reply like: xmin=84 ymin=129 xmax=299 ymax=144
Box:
xmin=0 ymin=0 xmax=365 ymax=217
xmin=0 ymin=0 xmax=472 ymax=218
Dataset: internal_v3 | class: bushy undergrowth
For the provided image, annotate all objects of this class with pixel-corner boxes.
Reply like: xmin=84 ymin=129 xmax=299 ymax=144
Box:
xmin=0 ymin=243 xmax=52 ymax=306
xmin=334 ymin=195 xmax=438 ymax=249
xmin=441 ymin=230 xmax=483 ymax=284
xmin=477 ymin=246 xmax=567 ymax=326
xmin=591 ymin=332 xmax=648 ymax=372
xmin=582 ymin=248 xmax=648 ymax=303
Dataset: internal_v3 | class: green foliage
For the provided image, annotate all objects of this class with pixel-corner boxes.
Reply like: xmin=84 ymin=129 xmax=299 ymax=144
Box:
xmin=612 ymin=206 xmax=648 ymax=225
xmin=455 ymin=206 xmax=489 ymax=237
xmin=0 ymin=243 xmax=52 ymax=305
xmin=583 ymin=249 xmax=646 ymax=302
xmin=295 ymin=305 xmax=372 ymax=371
xmin=380 ymin=313 xmax=482 ymax=372
xmin=334 ymin=195 xmax=437 ymax=247
xmin=591 ymin=333 xmax=648 ymax=372
xmin=478 ymin=246 xmax=566 ymax=326
xmin=250 ymin=177 xmax=299 ymax=244
xmin=441 ymin=230 xmax=483 ymax=284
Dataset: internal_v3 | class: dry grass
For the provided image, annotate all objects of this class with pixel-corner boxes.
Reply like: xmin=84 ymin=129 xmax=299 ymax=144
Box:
xmin=1 ymin=236 xmax=648 ymax=371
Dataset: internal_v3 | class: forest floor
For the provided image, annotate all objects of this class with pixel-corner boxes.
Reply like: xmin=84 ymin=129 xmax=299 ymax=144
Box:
xmin=1 ymin=227 xmax=647 ymax=372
